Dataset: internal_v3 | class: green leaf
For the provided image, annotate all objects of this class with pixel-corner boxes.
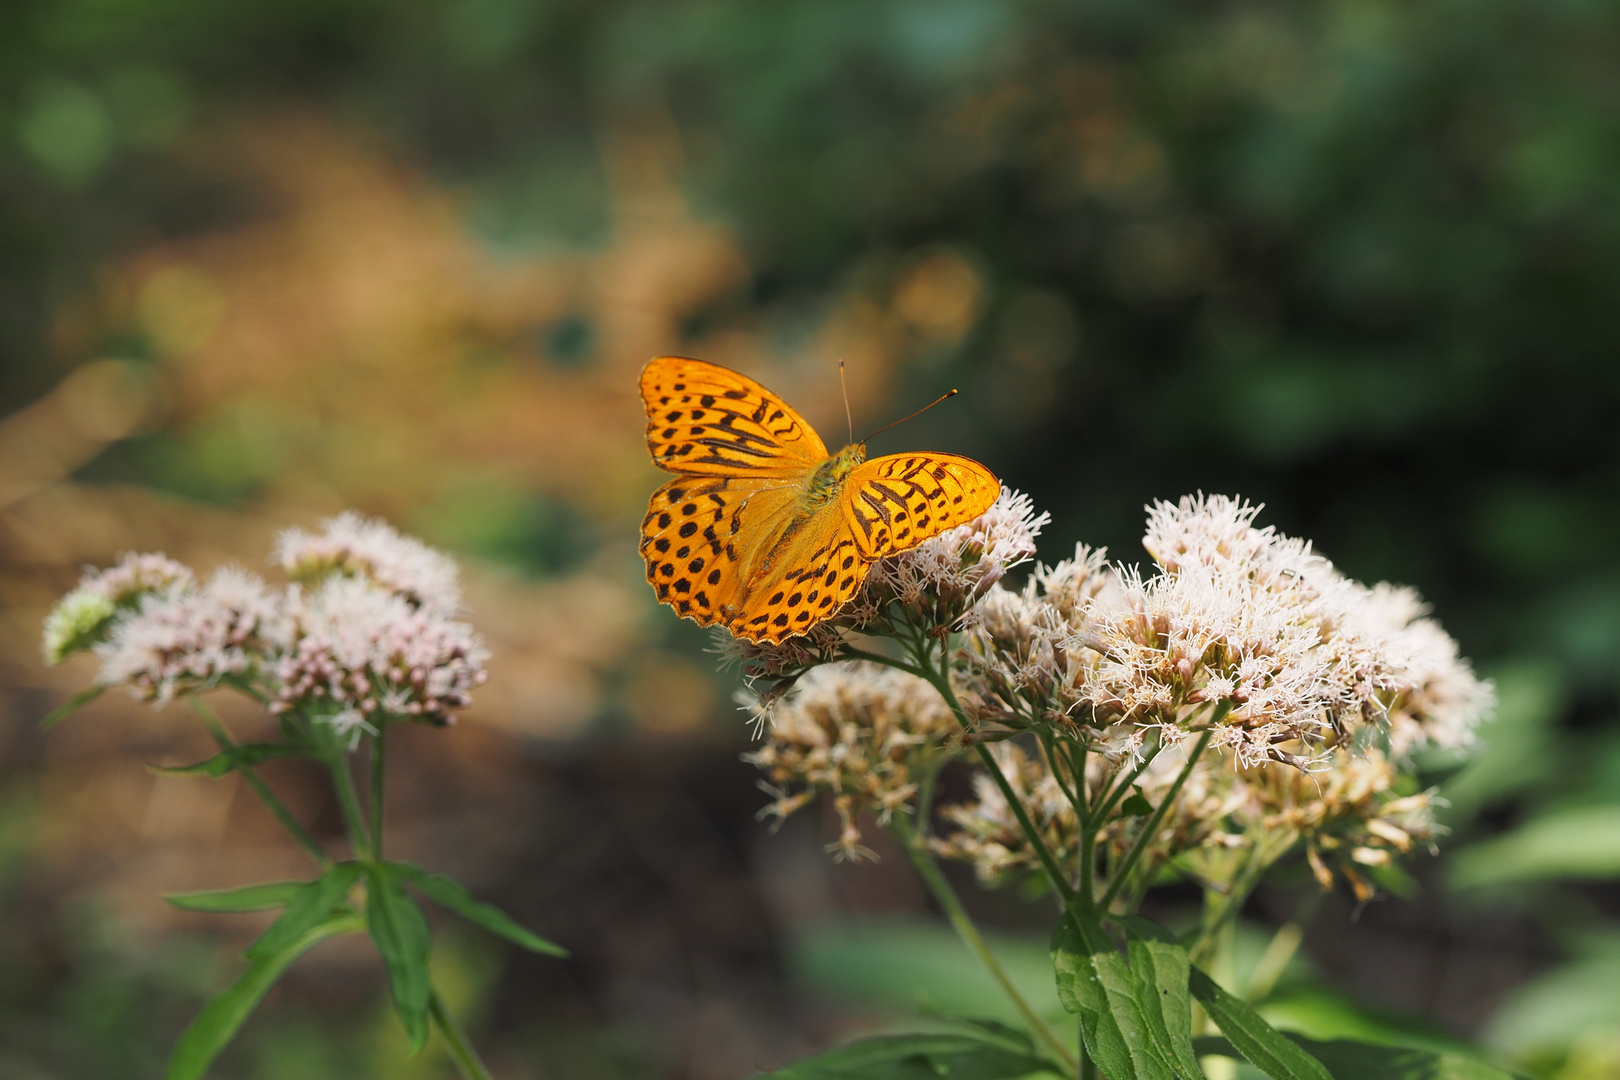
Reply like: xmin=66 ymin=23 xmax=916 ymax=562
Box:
xmin=165 ymin=881 xmax=306 ymax=913
xmin=150 ymin=742 xmax=309 ymax=778
xmin=761 ymin=1031 xmax=1063 ymax=1078
xmin=166 ymin=910 xmax=362 ymax=1080
xmin=365 ymin=862 xmax=433 ymax=1053
xmin=1050 ymin=906 xmax=1187 ymax=1080
xmin=40 ymin=685 xmax=105 ymax=731
xmin=1450 ymin=805 xmax=1620 ymax=887
xmin=244 ymin=863 xmax=361 ymax=961
xmin=1193 ymin=1036 xmax=1525 ymax=1080
xmin=1121 ymin=792 xmax=1154 ymax=816
xmin=391 ymin=861 xmax=568 ymax=957
xmin=1120 ymin=917 xmax=1205 ymax=1079
xmin=1189 ymin=968 xmax=1331 ymax=1080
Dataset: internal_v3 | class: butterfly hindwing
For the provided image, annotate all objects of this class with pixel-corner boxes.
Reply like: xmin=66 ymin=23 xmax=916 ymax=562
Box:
xmin=639 ymin=473 xmax=803 ymax=627
xmin=841 ymin=453 xmax=1001 ymax=558
xmin=640 ymin=356 xmax=827 ymax=477
xmin=726 ymin=510 xmax=869 ymax=644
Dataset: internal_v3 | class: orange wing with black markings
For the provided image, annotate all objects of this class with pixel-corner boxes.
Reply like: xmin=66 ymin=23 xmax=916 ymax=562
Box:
xmin=640 ymin=356 xmax=825 ymax=476
xmin=637 ymin=356 xmax=1000 ymax=644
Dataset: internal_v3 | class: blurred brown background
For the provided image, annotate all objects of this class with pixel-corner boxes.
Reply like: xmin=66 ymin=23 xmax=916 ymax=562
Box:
xmin=4 ymin=0 xmax=1620 ymax=1076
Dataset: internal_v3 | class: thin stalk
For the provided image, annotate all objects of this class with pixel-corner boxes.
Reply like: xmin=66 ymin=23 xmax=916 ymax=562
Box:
xmin=837 ymin=645 xmax=926 ymax=678
xmin=1090 ymin=744 xmax=1162 ymax=827
xmin=1040 ymin=732 xmax=1086 ymax=823
xmin=430 ymin=991 xmax=496 ymax=1080
xmin=190 ymin=700 xmax=331 ymax=869
xmin=1079 ymin=1032 xmax=1100 ymax=1080
xmin=1098 ymin=721 xmax=1218 ymax=912
xmin=909 ymin=649 xmax=1077 ymax=904
xmin=370 ymin=725 xmax=388 ymax=858
xmin=328 ymin=751 xmax=373 ymax=862
xmin=974 ymin=737 xmax=1075 ymax=905
xmin=891 ymin=816 xmax=1077 ymax=1074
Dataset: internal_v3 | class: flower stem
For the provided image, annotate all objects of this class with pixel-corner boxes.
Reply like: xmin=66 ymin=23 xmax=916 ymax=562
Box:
xmin=370 ymin=725 xmax=387 ymax=858
xmin=890 ymin=815 xmax=1077 ymax=1074
xmin=1079 ymin=1035 xmax=1100 ymax=1080
xmin=328 ymin=750 xmax=374 ymax=862
xmin=430 ymin=990 xmax=496 ymax=1080
xmin=911 ymin=651 xmax=1078 ymax=906
xmin=190 ymin=699 xmax=331 ymax=869
xmin=1098 ymin=720 xmax=1218 ymax=912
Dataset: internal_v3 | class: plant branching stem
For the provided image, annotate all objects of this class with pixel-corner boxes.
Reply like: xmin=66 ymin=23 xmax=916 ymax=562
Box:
xmin=891 ymin=816 xmax=1077 ymax=1073
xmin=430 ymin=991 xmax=496 ymax=1080
xmin=1098 ymin=716 xmax=1220 ymax=912
xmin=191 ymin=699 xmax=331 ymax=869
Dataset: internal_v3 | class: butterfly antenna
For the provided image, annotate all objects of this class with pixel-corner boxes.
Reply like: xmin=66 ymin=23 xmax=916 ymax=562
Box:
xmin=838 ymin=358 xmax=854 ymax=444
xmin=862 ymin=388 xmax=958 ymax=443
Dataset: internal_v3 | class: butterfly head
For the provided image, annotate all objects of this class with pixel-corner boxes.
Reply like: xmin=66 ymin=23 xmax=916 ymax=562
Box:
xmin=807 ymin=442 xmax=867 ymax=508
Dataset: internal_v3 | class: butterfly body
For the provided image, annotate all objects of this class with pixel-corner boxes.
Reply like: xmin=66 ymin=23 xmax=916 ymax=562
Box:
xmin=639 ymin=356 xmax=998 ymax=644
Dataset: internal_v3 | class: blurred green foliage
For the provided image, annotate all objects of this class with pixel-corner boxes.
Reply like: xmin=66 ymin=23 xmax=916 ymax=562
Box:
xmin=7 ymin=0 xmax=1620 ymax=1075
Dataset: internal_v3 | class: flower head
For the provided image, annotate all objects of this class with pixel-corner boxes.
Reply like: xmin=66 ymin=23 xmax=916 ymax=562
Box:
xmin=275 ymin=511 xmax=462 ymax=615
xmin=95 ymin=567 xmax=284 ymax=702
xmin=42 ymin=552 xmax=197 ymax=663
xmin=743 ymin=661 xmax=957 ymax=860
xmin=272 ymin=575 xmax=489 ymax=743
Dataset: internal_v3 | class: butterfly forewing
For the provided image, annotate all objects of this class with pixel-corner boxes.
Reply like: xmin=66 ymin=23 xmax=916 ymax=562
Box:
xmin=841 ymin=453 xmax=1001 ymax=558
xmin=641 ymin=356 xmax=827 ymax=476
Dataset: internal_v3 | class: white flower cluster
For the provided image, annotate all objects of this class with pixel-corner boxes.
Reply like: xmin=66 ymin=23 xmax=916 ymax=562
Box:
xmin=743 ymin=662 xmax=957 ymax=860
xmin=41 ymin=515 xmax=489 ymax=743
xmin=276 ymin=511 xmax=462 ymax=614
xmin=743 ymin=492 xmax=1489 ymax=897
xmin=42 ymin=552 xmax=196 ymax=663
xmin=273 ymin=576 xmax=489 ymax=741
xmin=963 ymin=494 xmax=1491 ymax=769
xmin=94 ymin=567 xmax=284 ymax=702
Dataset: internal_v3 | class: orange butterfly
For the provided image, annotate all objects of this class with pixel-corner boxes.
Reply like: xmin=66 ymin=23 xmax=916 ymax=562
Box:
xmin=638 ymin=356 xmax=1000 ymax=644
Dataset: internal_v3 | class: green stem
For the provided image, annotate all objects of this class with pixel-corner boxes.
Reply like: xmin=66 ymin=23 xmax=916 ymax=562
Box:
xmin=1090 ymin=744 xmax=1162 ymax=828
xmin=1079 ymin=1030 xmax=1100 ymax=1080
xmin=430 ymin=991 xmax=496 ymax=1080
xmin=837 ymin=644 xmax=926 ymax=677
xmin=906 ymin=645 xmax=1077 ymax=905
xmin=1098 ymin=721 xmax=1217 ymax=912
xmin=370 ymin=724 xmax=388 ymax=858
xmin=190 ymin=700 xmax=331 ymax=869
xmin=328 ymin=750 xmax=373 ymax=862
xmin=891 ymin=816 xmax=1077 ymax=1074
xmin=1040 ymin=733 xmax=1086 ymax=823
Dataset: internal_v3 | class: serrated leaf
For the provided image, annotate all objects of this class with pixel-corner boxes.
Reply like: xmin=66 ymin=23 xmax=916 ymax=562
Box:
xmin=761 ymin=1032 xmax=1063 ymax=1078
xmin=40 ymin=685 xmax=105 ymax=731
xmin=1051 ymin=906 xmax=1186 ymax=1080
xmin=365 ymin=862 xmax=433 ymax=1053
xmin=1189 ymin=968 xmax=1332 ymax=1080
xmin=166 ymin=910 xmax=362 ymax=1080
xmin=1192 ymin=1036 xmax=1525 ymax=1080
xmin=150 ymin=742 xmax=308 ymax=778
xmin=391 ymin=861 xmax=568 ymax=957
xmin=165 ymin=881 xmax=306 ymax=913
xmin=1121 ymin=917 xmax=1205 ymax=1079
xmin=244 ymin=863 xmax=361 ymax=961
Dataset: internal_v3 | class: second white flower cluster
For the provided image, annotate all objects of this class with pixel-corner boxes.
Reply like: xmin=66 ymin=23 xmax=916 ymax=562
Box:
xmin=43 ymin=513 xmax=489 ymax=745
